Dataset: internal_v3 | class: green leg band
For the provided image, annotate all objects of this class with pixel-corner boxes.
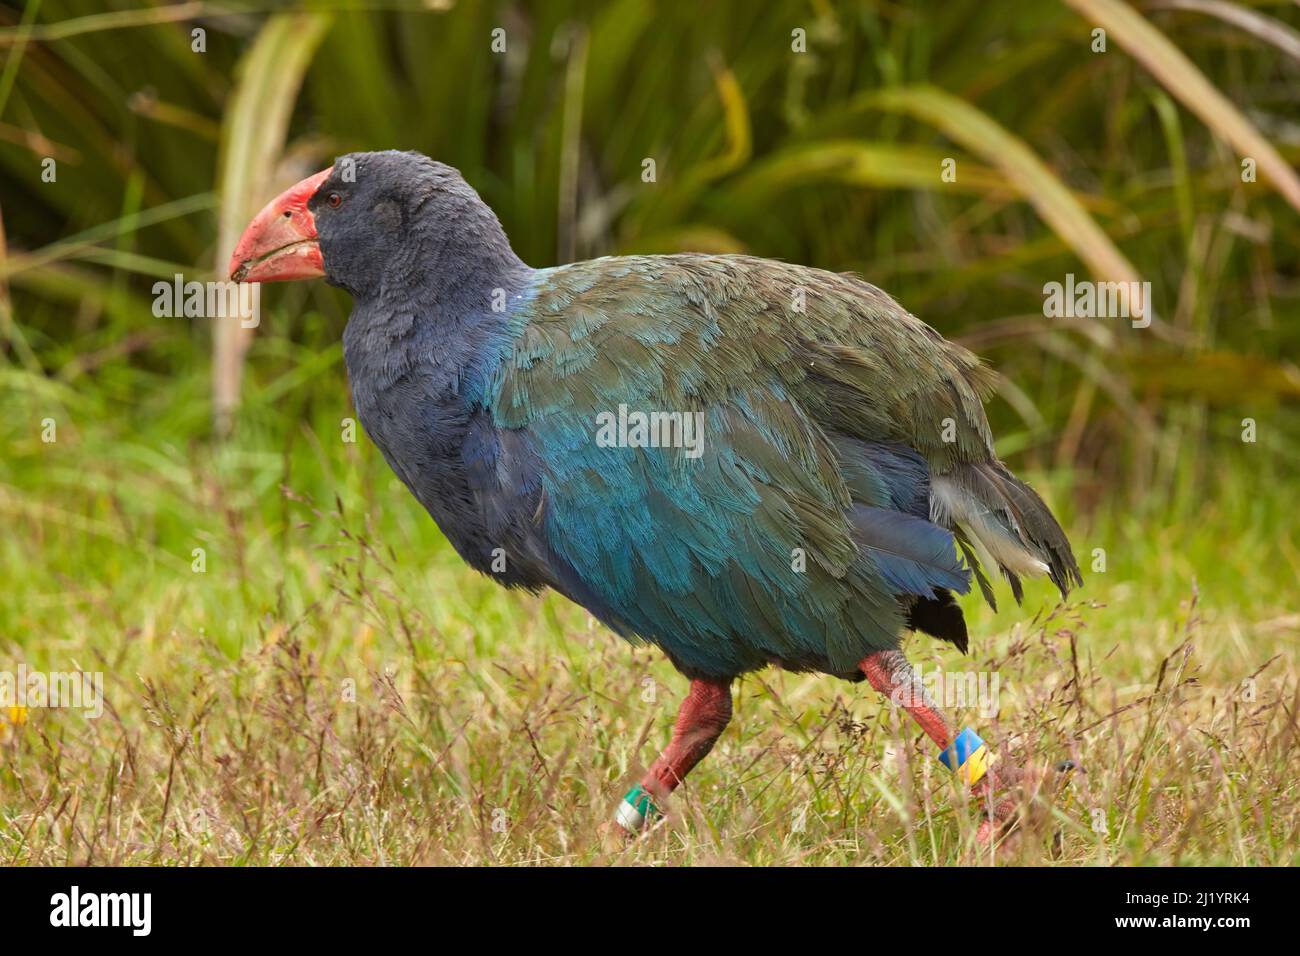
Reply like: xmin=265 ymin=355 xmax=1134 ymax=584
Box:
xmin=614 ymin=784 xmax=660 ymax=832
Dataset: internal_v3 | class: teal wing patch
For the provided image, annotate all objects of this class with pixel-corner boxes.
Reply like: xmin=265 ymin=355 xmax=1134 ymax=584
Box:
xmin=489 ymin=256 xmax=973 ymax=675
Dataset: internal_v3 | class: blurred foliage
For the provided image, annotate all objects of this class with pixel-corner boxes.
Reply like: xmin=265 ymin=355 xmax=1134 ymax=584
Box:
xmin=1 ymin=0 xmax=1298 ymax=514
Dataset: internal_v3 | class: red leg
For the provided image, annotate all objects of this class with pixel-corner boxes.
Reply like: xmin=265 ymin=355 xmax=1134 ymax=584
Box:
xmin=860 ymin=649 xmax=951 ymax=747
xmin=642 ymin=677 xmax=733 ymax=799
xmin=859 ymin=649 xmax=1021 ymax=843
xmin=614 ymin=677 xmax=732 ymax=833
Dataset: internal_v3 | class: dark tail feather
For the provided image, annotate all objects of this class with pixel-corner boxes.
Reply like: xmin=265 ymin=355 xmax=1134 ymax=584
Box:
xmin=933 ymin=461 xmax=1082 ymax=607
xmin=954 ymin=526 xmax=998 ymax=612
xmin=993 ymin=464 xmax=1082 ymax=598
xmin=907 ymin=589 xmax=968 ymax=653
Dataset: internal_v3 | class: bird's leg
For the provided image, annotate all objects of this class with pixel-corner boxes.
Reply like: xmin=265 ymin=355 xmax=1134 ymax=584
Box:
xmin=859 ymin=649 xmax=1021 ymax=842
xmin=613 ymin=676 xmax=732 ymax=834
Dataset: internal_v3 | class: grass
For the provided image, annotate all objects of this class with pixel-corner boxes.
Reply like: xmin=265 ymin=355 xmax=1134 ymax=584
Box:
xmin=1 ymin=348 xmax=1296 ymax=866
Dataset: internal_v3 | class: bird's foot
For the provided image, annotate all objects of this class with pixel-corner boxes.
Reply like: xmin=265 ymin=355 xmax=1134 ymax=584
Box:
xmin=971 ymin=757 xmax=1079 ymax=845
xmin=597 ymin=819 xmax=640 ymax=850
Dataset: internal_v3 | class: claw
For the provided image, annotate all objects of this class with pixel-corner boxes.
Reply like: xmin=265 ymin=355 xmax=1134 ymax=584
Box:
xmin=974 ymin=795 xmax=1020 ymax=844
xmin=973 ymin=757 xmax=1079 ymax=846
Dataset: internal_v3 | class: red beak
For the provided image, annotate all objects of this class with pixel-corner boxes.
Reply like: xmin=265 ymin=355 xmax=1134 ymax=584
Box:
xmin=228 ymin=167 xmax=332 ymax=282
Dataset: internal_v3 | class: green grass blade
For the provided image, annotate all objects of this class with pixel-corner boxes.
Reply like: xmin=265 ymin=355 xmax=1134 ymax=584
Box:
xmin=1065 ymin=0 xmax=1300 ymax=212
xmin=1151 ymin=0 xmax=1300 ymax=65
xmin=212 ymin=11 xmax=332 ymax=432
xmin=859 ymin=85 xmax=1147 ymax=323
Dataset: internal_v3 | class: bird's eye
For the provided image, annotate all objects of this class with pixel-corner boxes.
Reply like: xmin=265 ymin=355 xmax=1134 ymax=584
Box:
xmin=327 ymin=192 xmax=343 ymax=208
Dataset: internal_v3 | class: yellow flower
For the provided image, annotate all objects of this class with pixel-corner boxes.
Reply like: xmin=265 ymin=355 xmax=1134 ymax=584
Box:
xmin=2 ymin=706 xmax=29 ymax=725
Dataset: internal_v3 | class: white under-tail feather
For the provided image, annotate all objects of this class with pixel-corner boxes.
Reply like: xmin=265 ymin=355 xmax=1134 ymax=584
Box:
xmin=931 ymin=475 xmax=1051 ymax=578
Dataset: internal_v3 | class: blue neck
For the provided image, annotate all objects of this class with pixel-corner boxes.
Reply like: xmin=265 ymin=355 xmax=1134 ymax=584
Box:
xmin=343 ymin=249 xmax=534 ymax=411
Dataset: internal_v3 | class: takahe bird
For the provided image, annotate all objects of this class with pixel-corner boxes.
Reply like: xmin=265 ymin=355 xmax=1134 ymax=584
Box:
xmin=230 ymin=150 xmax=1081 ymax=841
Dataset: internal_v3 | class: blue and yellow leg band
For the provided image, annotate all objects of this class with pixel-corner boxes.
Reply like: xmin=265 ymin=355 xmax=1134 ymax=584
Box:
xmin=613 ymin=784 xmax=661 ymax=833
xmin=938 ymin=727 xmax=989 ymax=786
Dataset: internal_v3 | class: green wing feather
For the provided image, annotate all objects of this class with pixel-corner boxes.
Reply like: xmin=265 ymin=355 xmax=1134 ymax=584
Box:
xmin=488 ymin=255 xmax=1064 ymax=676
